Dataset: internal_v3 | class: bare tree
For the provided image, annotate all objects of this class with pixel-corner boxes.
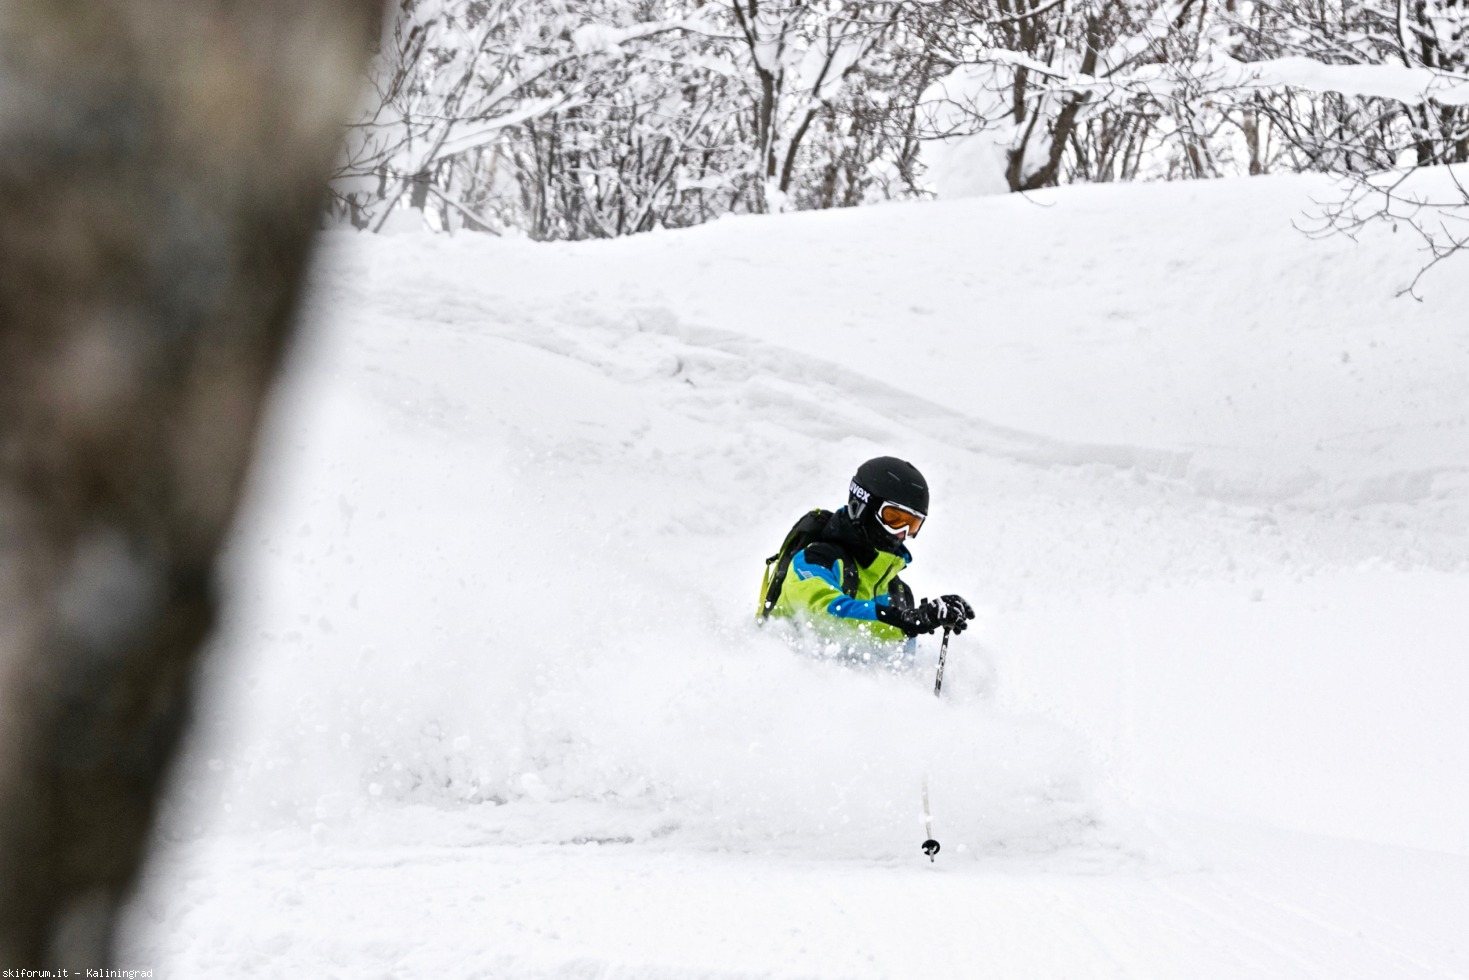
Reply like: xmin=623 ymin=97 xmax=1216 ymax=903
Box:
xmin=499 ymin=0 xmax=746 ymax=240
xmin=334 ymin=0 xmax=585 ymax=230
xmin=333 ymin=0 xmax=715 ymax=232
xmin=0 ymin=0 xmax=378 ymax=967
xmin=1221 ymin=0 xmax=1469 ymax=286
xmin=911 ymin=0 xmax=1254 ymax=192
xmin=324 ymin=0 xmax=1469 ymax=258
xmin=1308 ymin=137 xmax=1469 ymax=296
xmin=723 ymin=0 xmax=906 ymax=211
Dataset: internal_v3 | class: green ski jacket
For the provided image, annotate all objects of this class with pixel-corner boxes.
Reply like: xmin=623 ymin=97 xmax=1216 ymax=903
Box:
xmin=766 ymin=509 xmax=912 ymax=647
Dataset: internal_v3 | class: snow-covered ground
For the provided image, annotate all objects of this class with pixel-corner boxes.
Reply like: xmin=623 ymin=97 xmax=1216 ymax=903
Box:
xmin=121 ymin=174 xmax=1469 ymax=978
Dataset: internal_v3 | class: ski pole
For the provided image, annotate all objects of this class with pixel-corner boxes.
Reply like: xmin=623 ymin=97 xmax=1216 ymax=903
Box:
xmin=921 ymin=628 xmax=953 ymax=861
xmin=921 ymin=775 xmax=939 ymax=861
xmin=932 ymin=627 xmax=951 ymax=698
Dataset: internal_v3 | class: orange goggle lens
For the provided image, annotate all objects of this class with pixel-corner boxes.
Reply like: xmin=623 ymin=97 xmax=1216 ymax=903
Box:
xmin=877 ymin=502 xmax=924 ymax=538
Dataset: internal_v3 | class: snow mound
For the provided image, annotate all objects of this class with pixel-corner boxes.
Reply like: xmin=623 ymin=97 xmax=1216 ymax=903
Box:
xmin=162 ymin=173 xmax=1469 ymax=866
xmin=125 ymin=172 xmax=1469 ymax=980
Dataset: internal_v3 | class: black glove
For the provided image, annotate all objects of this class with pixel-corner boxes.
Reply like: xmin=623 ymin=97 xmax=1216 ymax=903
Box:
xmin=877 ymin=593 xmax=974 ymax=637
xmin=927 ymin=594 xmax=974 ymax=634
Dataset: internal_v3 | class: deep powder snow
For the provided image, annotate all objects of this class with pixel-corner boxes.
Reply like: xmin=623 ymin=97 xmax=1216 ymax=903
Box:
xmin=122 ymin=173 xmax=1469 ymax=979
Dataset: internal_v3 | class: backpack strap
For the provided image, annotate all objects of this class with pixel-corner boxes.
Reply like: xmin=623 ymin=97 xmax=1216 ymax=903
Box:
xmin=758 ymin=508 xmax=857 ymax=620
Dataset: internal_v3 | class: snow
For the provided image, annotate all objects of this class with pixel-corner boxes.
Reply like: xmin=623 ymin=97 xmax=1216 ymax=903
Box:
xmin=1232 ymin=57 xmax=1469 ymax=107
xmin=119 ymin=174 xmax=1469 ymax=977
xmin=919 ymin=65 xmax=1018 ymax=197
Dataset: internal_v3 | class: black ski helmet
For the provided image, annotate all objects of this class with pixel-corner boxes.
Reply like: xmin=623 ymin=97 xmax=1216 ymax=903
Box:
xmin=848 ymin=456 xmax=929 ymax=524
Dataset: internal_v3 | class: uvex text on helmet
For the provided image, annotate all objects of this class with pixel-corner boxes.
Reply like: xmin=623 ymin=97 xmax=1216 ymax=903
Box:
xmin=848 ymin=456 xmax=929 ymax=518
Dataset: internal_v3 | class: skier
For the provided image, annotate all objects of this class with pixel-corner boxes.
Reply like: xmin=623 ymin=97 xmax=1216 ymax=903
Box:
xmin=758 ymin=456 xmax=974 ymax=660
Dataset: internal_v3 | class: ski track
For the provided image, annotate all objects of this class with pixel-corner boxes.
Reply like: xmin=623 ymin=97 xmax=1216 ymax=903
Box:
xmin=362 ymin=272 xmax=1469 ymax=526
xmin=320 ymin=280 xmax=1468 ymax=589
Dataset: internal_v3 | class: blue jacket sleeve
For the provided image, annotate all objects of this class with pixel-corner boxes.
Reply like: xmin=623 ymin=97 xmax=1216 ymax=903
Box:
xmin=786 ymin=548 xmax=892 ymax=622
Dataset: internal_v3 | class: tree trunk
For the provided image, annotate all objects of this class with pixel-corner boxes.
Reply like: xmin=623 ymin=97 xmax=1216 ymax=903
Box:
xmin=1242 ymin=106 xmax=1264 ymax=175
xmin=0 ymin=0 xmax=378 ymax=967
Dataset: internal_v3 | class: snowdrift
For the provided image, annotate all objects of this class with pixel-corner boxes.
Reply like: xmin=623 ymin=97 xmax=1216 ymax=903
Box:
xmin=172 ymin=173 xmax=1469 ymax=854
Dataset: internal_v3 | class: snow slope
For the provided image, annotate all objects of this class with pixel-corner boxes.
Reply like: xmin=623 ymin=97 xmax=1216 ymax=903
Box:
xmin=121 ymin=174 xmax=1469 ymax=978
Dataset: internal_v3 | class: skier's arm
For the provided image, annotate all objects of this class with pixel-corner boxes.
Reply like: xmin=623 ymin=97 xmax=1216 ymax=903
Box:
xmin=784 ymin=545 xmax=888 ymax=623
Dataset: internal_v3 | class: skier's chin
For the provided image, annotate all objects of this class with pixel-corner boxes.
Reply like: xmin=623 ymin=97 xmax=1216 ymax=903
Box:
xmin=877 ymin=530 xmax=909 ymax=552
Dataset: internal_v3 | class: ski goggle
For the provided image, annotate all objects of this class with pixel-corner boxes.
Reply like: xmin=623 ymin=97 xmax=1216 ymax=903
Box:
xmin=876 ymin=500 xmax=925 ymax=539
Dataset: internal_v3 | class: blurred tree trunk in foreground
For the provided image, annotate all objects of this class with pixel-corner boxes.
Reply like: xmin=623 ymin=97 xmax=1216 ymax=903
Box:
xmin=0 ymin=0 xmax=379 ymax=966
